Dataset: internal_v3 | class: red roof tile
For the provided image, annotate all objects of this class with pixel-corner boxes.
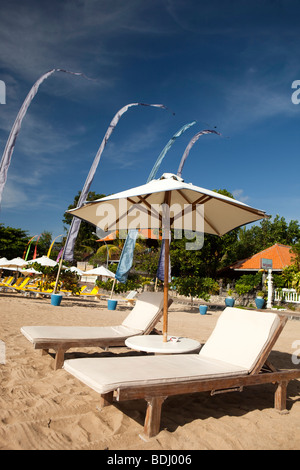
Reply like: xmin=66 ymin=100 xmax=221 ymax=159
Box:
xmin=230 ymin=244 xmax=294 ymax=271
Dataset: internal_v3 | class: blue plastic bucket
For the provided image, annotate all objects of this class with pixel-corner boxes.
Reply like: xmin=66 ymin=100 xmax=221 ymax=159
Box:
xmin=255 ymin=297 xmax=265 ymax=309
xmin=225 ymin=297 xmax=235 ymax=307
xmin=107 ymin=299 xmax=117 ymax=310
xmin=199 ymin=305 xmax=208 ymax=315
xmin=51 ymin=294 xmax=62 ymax=306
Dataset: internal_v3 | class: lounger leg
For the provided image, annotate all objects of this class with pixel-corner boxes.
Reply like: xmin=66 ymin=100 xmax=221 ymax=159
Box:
xmin=275 ymin=380 xmax=288 ymax=412
xmin=54 ymin=348 xmax=66 ymax=370
xmin=41 ymin=349 xmax=49 ymax=356
xmin=100 ymin=391 xmax=114 ymax=408
xmin=144 ymin=396 xmax=166 ymax=438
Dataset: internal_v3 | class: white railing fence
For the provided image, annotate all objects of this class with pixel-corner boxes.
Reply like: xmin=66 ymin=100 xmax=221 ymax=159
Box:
xmin=274 ymin=288 xmax=300 ymax=304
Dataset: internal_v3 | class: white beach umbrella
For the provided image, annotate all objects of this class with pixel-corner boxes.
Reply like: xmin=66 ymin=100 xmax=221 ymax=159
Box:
xmin=67 ymin=173 xmax=268 ymax=341
xmin=0 ymin=257 xmax=8 ymax=267
xmin=0 ymin=257 xmax=27 ymax=269
xmin=82 ymin=266 xmax=115 ymax=277
xmin=0 ymin=257 xmax=28 ymax=277
xmin=67 ymin=266 xmax=85 ymax=275
xmin=27 ymin=255 xmax=58 ymax=267
xmin=22 ymin=267 xmax=42 ymax=274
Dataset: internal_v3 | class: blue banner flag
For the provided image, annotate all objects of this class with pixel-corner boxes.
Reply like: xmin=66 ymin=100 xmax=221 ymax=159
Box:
xmin=115 ymin=229 xmax=139 ymax=283
xmin=116 ymin=122 xmax=197 ymax=284
xmin=156 ymin=237 xmax=171 ymax=283
xmin=147 ymin=121 xmax=196 ymax=182
xmin=63 ymin=103 xmax=168 ymax=261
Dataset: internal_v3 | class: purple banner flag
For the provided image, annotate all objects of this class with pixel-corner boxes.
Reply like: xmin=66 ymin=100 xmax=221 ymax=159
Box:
xmin=63 ymin=102 xmax=169 ymax=261
xmin=0 ymin=69 xmax=91 ymax=206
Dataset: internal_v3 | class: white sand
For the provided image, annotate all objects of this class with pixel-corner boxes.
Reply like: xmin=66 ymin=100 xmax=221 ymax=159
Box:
xmin=0 ymin=292 xmax=300 ymax=450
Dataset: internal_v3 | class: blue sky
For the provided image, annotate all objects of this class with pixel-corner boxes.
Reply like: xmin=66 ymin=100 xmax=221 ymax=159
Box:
xmin=0 ymin=0 xmax=300 ymax=239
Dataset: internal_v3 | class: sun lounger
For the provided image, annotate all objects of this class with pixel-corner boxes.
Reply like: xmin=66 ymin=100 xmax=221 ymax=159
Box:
xmin=0 ymin=276 xmax=14 ymax=289
xmin=113 ymin=290 xmax=138 ymax=305
xmin=63 ymin=307 xmax=300 ymax=438
xmin=78 ymin=286 xmax=104 ymax=299
xmin=3 ymin=276 xmax=31 ymax=292
xmin=0 ymin=276 xmax=21 ymax=291
xmin=0 ymin=276 xmax=12 ymax=286
xmin=21 ymin=292 xmax=168 ymax=370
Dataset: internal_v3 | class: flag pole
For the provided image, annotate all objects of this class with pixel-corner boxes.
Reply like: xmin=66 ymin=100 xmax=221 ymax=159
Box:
xmin=53 ymin=257 xmax=64 ymax=294
xmin=110 ymin=278 xmax=116 ymax=299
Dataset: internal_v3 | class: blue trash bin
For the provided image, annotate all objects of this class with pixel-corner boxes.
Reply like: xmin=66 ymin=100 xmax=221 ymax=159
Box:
xmin=199 ymin=305 xmax=208 ymax=315
xmin=225 ymin=297 xmax=235 ymax=307
xmin=51 ymin=294 xmax=62 ymax=306
xmin=255 ymin=297 xmax=265 ymax=309
xmin=107 ymin=299 xmax=117 ymax=310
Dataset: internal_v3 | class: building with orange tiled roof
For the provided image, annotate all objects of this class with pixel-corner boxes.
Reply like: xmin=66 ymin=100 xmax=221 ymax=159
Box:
xmin=229 ymin=244 xmax=294 ymax=273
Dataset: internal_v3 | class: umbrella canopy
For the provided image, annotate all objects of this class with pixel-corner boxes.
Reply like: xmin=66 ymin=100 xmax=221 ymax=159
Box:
xmin=0 ymin=257 xmax=28 ymax=277
xmin=0 ymin=257 xmax=27 ymax=269
xmin=69 ymin=173 xmax=268 ymax=237
xmin=82 ymin=266 xmax=115 ymax=277
xmin=68 ymin=173 xmax=268 ymax=341
xmin=22 ymin=267 xmax=42 ymax=274
xmin=27 ymin=255 xmax=58 ymax=267
xmin=67 ymin=266 xmax=85 ymax=276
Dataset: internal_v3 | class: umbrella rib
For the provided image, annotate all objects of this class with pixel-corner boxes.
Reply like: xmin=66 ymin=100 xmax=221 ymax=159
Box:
xmin=170 ymin=190 xmax=219 ymax=233
xmin=177 ymin=188 xmax=267 ymax=217
xmin=128 ymin=196 xmax=163 ymax=224
xmin=107 ymin=196 xmax=162 ymax=232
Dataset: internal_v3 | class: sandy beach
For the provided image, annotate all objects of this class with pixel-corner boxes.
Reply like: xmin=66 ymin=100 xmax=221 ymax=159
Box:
xmin=0 ymin=291 xmax=300 ymax=450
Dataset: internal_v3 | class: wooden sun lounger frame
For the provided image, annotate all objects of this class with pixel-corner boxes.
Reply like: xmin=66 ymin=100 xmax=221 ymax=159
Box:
xmin=98 ymin=314 xmax=300 ymax=438
xmin=35 ymin=299 xmax=172 ymax=370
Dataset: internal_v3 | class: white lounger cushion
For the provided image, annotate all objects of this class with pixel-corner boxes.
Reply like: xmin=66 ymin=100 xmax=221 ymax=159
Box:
xmin=63 ymin=354 xmax=248 ymax=394
xmin=63 ymin=308 xmax=281 ymax=394
xmin=121 ymin=292 xmax=164 ymax=331
xmin=21 ymin=325 xmax=141 ymax=344
xmin=199 ymin=307 xmax=280 ymax=372
xmin=21 ymin=292 xmax=164 ymax=344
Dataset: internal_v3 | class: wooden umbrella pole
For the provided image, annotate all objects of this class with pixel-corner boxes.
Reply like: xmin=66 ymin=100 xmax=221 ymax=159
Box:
xmin=162 ymin=190 xmax=171 ymax=343
xmin=163 ymin=236 xmax=170 ymax=342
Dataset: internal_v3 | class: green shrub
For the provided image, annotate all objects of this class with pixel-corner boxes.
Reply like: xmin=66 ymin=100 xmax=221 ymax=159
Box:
xmin=171 ymin=276 xmax=219 ymax=301
xmin=234 ymin=273 xmax=262 ymax=296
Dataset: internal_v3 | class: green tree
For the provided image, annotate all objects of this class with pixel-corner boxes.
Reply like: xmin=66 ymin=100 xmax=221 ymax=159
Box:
xmin=30 ymin=262 xmax=81 ymax=294
xmin=170 ymin=189 xmax=239 ymax=279
xmin=172 ymin=276 xmax=219 ymax=303
xmin=229 ymin=216 xmax=300 ymax=265
xmin=290 ymin=242 xmax=300 ymax=270
xmin=0 ymin=224 xmax=30 ymax=259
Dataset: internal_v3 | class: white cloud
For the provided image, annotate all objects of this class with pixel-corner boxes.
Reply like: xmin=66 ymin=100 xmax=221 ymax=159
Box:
xmin=232 ymin=189 xmax=249 ymax=203
xmin=1 ymin=180 xmax=29 ymax=209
